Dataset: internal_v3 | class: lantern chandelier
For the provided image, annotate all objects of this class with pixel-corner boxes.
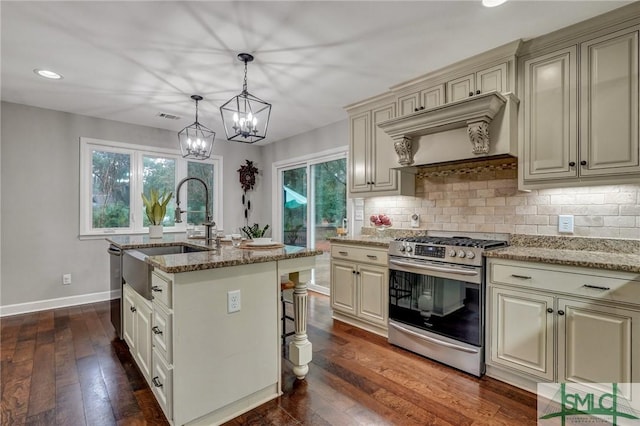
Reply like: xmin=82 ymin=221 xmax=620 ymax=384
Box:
xmin=178 ymin=95 xmax=215 ymax=160
xmin=219 ymin=53 xmax=272 ymax=144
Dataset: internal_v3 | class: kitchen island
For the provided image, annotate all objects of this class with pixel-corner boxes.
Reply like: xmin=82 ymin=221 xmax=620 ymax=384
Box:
xmin=107 ymin=235 xmax=322 ymax=425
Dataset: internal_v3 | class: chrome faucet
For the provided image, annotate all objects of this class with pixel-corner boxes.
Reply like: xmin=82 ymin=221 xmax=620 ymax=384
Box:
xmin=174 ymin=177 xmax=216 ymax=245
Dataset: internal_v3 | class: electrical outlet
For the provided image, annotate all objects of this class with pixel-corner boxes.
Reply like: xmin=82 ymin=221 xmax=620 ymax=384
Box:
xmin=410 ymin=213 xmax=420 ymax=228
xmin=227 ymin=290 xmax=241 ymax=313
xmin=558 ymin=215 xmax=574 ymax=233
xmin=62 ymin=274 xmax=72 ymax=285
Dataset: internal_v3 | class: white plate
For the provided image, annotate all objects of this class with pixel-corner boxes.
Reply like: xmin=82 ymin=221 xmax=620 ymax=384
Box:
xmin=246 ymin=241 xmax=278 ymax=247
xmin=221 ymin=237 xmax=247 ymax=242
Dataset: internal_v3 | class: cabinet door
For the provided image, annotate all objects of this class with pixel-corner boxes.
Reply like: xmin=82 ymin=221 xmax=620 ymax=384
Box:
xmin=489 ymin=286 xmax=554 ymax=380
xmin=557 ymin=298 xmax=637 ymax=397
xmin=522 ymin=47 xmax=578 ymax=181
xmin=123 ymin=285 xmax=137 ymax=351
xmin=476 ymin=63 xmax=507 ymax=95
xmin=447 ymin=73 xmax=475 ymax=103
xmin=580 ymin=27 xmax=640 ymax=176
xmin=135 ymin=299 xmax=153 ymax=381
xmin=349 ymin=111 xmax=371 ymax=193
xmin=331 ymin=260 xmax=357 ymax=316
xmin=357 ymin=264 xmax=388 ymax=327
xmin=421 ymin=85 xmax=445 ymax=109
xmin=397 ymin=92 xmax=420 ymax=116
xmin=371 ymin=103 xmax=398 ymax=192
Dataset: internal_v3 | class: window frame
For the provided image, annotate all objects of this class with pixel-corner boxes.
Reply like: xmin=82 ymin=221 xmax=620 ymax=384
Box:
xmin=80 ymin=137 xmax=222 ymax=238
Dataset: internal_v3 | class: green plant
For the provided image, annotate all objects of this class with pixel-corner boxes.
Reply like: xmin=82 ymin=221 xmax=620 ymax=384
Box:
xmin=241 ymin=223 xmax=270 ymax=239
xmin=141 ymin=189 xmax=172 ymax=226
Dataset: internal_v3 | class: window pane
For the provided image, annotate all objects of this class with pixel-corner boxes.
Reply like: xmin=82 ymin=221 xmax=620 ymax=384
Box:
xmin=186 ymin=162 xmax=214 ymax=226
xmin=142 ymin=156 xmax=176 ymax=227
xmin=92 ymin=150 xmax=131 ymax=229
xmin=282 ymin=167 xmax=307 ymax=247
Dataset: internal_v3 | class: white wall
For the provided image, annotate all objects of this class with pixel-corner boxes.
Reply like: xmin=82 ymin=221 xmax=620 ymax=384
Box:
xmin=0 ymin=102 xmax=262 ymax=308
xmin=260 ymin=119 xmax=349 ymax=234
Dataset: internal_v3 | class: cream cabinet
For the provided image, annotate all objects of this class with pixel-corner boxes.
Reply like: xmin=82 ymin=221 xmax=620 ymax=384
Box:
xmin=122 ymin=284 xmax=153 ymax=384
xmin=447 ymin=63 xmax=508 ymax=103
xmin=520 ymin=25 xmax=640 ymax=188
xmin=347 ymin=96 xmax=414 ymax=197
xmin=487 ymin=259 xmax=640 ymax=396
xmin=330 ymin=243 xmax=389 ymax=336
xmin=397 ymin=84 xmax=445 ymax=116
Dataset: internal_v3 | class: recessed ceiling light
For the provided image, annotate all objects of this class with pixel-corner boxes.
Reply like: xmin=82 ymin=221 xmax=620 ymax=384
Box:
xmin=482 ymin=0 xmax=508 ymax=7
xmin=33 ymin=68 xmax=63 ymax=80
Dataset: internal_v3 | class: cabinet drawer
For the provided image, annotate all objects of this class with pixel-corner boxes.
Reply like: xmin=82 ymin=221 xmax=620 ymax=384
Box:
xmin=151 ymin=272 xmax=172 ymax=309
xmin=152 ymin=348 xmax=173 ymax=421
xmin=490 ymin=262 xmax=640 ymax=306
xmin=152 ymin=303 xmax=173 ymax=364
xmin=331 ymin=245 xmax=388 ymax=266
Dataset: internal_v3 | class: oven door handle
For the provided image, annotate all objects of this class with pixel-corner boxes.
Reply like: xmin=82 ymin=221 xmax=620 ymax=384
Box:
xmin=389 ymin=322 xmax=479 ymax=354
xmin=389 ymin=259 xmax=479 ymax=277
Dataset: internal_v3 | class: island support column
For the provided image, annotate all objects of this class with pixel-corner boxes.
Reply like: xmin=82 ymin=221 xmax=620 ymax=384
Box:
xmin=288 ymin=271 xmax=313 ymax=379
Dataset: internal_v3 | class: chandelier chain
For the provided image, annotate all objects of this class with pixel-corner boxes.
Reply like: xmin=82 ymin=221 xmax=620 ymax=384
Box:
xmin=242 ymin=60 xmax=248 ymax=94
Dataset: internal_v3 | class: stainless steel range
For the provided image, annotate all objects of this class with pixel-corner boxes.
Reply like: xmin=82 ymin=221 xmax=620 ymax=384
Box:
xmin=387 ymin=235 xmax=508 ymax=376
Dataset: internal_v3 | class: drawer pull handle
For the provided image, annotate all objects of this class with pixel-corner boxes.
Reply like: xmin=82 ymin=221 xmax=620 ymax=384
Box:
xmin=338 ymin=251 xmax=348 ymax=256
xmin=130 ymin=306 xmax=137 ymax=313
xmin=152 ymin=376 xmax=163 ymax=388
xmin=511 ymin=274 xmax=532 ymax=280
xmin=151 ymin=286 xmax=163 ymax=292
xmin=366 ymin=255 xmax=378 ymax=259
xmin=152 ymin=326 xmax=163 ymax=335
xmin=583 ymin=284 xmax=610 ymax=291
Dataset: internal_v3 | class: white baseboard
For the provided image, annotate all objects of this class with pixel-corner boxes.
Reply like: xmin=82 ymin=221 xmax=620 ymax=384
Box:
xmin=0 ymin=290 xmax=115 ymax=317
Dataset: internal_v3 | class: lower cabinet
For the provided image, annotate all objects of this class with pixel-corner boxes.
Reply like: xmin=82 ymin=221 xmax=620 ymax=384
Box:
xmin=330 ymin=243 xmax=388 ymax=336
xmin=122 ymin=284 xmax=153 ymax=383
xmin=487 ymin=259 xmax=640 ymax=396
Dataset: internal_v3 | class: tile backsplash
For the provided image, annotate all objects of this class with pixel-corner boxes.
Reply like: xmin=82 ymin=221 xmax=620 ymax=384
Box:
xmin=364 ymin=167 xmax=640 ymax=239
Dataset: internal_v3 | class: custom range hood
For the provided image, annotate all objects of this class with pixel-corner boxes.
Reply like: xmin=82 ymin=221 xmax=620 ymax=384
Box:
xmin=378 ymin=91 xmax=519 ymax=167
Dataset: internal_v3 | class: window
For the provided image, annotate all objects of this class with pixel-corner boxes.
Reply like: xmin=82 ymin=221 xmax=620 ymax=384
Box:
xmin=80 ymin=137 xmax=222 ymax=237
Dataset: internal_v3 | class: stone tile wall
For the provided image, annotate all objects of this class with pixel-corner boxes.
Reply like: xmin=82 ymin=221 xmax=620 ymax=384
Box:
xmin=364 ymin=167 xmax=640 ymax=239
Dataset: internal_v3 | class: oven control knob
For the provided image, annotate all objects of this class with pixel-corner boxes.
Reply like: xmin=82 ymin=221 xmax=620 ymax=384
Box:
xmin=405 ymin=246 xmax=413 ymax=253
xmin=399 ymin=246 xmax=406 ymax=252
xmin=466 ymin=251 xmax=475 ymax=259
xmin=457 ymin=250 xmax=466 ymax=258
xmin=448 ymin=250 xmax=457 ymax=257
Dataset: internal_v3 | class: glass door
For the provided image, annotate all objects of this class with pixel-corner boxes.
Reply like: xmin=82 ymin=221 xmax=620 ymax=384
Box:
xmin=277 ymin=153 xmax=347 ymax=295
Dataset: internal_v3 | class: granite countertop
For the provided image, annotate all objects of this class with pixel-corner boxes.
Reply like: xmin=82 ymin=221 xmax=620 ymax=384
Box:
xmin=107 ymin=234 xmax=323 ymax=274
xmin=328 ymin=235 xmax=393 ymax=247
xmin=484 ymin=234 xmax=640 ymax=274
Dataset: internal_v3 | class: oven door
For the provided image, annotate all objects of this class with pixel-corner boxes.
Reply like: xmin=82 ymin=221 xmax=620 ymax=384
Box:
xmin=388 ymin=257 xmax=483 ymax=347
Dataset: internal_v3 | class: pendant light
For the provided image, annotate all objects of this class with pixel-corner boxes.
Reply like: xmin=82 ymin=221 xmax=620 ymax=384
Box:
xmin=220 ymin=53 xmax=271 ymax=144
xmin=178 ymin=95 xmax=215 ymax=160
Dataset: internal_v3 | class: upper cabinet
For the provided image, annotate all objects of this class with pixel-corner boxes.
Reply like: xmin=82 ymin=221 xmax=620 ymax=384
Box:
xmin=447 ymin=62 xmax=508 ymax=103
xmin=519 ymin=7 xmax=640 ymax=189
xmin=347 ymin=95 xmax=415 ymax=197
xmin=397 ymin=84 xmax=445 ymax=117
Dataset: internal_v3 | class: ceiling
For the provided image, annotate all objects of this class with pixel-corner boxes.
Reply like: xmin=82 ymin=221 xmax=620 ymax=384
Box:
xmin=1 ymin=1 xmax=632 ymax=144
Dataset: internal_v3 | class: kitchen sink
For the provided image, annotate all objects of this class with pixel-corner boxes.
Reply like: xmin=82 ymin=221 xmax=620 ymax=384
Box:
xmin=122 ymin=244 xmax=210 ymax=299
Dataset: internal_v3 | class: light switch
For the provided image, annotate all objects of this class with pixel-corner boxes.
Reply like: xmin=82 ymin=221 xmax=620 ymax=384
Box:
xmin=558 ymin=215 xmax=574 ymax=233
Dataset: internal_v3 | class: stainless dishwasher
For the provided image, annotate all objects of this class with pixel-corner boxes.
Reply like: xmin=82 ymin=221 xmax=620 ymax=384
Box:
xmin=108 ymin=244 xmax=123 ymax=339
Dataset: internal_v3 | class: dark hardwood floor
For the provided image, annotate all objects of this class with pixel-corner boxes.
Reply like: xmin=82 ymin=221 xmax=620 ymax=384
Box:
xmin=1 ymin=292 xmax=537 ymax=425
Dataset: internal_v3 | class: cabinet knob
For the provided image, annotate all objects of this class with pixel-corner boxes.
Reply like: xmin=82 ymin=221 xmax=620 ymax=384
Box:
xmin=569 ymin=161 xmax=576 ymax=167
xmin=414 ymin=108 xmax=418 ymax=112
xmin=468 ymin=91 xmax=474 ymax=97
xmin=476 ymin=90 xmax=481 ymax=95
xmin=352 ymin=270 xmax=356 ymax=274
xmin=151 ymin=286 xmax=162 ymax=293
xmin=558 ymin=310 xmax=565 ymax=316
xmin=152 ymin=376 xmax=163 ymax=388
xmin=152 ymin=326 xmax=163 ymax=335
xmin=130 ymin=306 xmax=136 ymax=313
xmin=419 ymin=106 xmax=425 ymax=110
xmin=356 ymin=271 xmax=360 ymax=275
xmin=546 ymin=308 xmax=553 ymax=313
xmin=580 ymin=160 xmax=587 ymax=166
